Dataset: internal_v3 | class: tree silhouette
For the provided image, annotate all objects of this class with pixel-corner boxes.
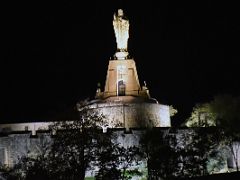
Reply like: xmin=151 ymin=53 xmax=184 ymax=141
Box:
xmin=6 ymin=100 xmax=110 ymax=180
xmin=6 ymin=100 xmax=143 ymax=179
xmin=185 ymin=94 xmax=240 ymax=171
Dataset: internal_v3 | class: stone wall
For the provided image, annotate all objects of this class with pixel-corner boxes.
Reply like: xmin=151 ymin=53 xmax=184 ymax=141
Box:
xmin=0 ymin=128 xmax=239 ymax=175
xmin=0 ymin=131 xmax=52 ymax=167
xmin=0 ymin=122 xmax=50 ymax=136
xmin=91 ymin=102 xmax=171 ymax=129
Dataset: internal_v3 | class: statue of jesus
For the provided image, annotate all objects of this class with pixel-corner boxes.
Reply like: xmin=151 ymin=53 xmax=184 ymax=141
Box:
xmin=113 ymin=9 xmax=129 ymax=52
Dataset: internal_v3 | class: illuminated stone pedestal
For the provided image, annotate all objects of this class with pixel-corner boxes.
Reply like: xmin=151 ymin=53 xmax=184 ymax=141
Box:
xmin=103 ymin=59 xmax=142 ymax=98
xmin=94 ymin=58 xmax=171 ymax=129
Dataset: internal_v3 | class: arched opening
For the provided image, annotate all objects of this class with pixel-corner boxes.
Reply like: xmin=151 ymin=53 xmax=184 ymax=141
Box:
xmin=118 ymin=80 xmax=126 ymax=96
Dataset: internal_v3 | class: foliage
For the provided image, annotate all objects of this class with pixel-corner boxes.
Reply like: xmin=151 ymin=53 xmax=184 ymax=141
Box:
xmin=95 ymin=131 xmax=143 ymax=180
xmin=7 ymin=100 xmax=143 ymax=180
xmin=185 ymin=103 xmax=216 ymax=127
xmin=6 ymin=100 xmax=109 ymax=180
xmin=0 ymin=165 xmax=22 ymax=180
xmin=207 ymin=146 xmax=229 ymax=174
xmin=185 ymin=94 xmax=240 ymax=171
xmin=117 ymin=146 xmax=144 ymax=180
xmin=140 ymin=129 xmax=177 ymax=179
xmin=95 ymin=132 xmax=121 ymax=180
xmin=210 ymin=94 xmax=240 ymax=132
xmin=178 ymin=128 xmax=222 ymax=177
xmin=210 ymin=95 xmax=240 ymax=171
xmin=45 ymin=100 xmax=107 ymax=180
xmin=170 ymin=105 xmax=178 ymax=117
xmin=185 ymin=94 xmax=240 ymax=129
xmin=140 ymin=128 xmax=222 ymax=179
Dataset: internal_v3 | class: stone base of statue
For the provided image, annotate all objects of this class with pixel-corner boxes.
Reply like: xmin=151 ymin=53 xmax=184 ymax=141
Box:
xmin=115 ymin=51 xmax=129 ymax=60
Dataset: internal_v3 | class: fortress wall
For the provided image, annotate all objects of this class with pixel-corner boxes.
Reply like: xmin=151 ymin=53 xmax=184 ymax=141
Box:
xmin=0 ymin=129 xmax=147 ymax=167
xmin=0 ymin=132 xmax=51 ymax=167
xmin=0 ymin=122 xmax=50 ymax=135
xmin=0 ymin=128 xmax=237 ymax=173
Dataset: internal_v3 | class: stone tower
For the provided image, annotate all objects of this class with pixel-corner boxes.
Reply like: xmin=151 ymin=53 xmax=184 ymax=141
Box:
xmin=92 ymin=9 xmax=171 ymax=129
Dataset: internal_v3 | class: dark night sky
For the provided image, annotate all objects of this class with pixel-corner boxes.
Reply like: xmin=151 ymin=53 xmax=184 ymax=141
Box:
xmin=1 ymin=1 xmax=240 ymax=126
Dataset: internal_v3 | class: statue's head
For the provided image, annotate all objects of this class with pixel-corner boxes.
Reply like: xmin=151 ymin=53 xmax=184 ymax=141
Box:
xmin=118 ymin=9 xmax=124 ymax=17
